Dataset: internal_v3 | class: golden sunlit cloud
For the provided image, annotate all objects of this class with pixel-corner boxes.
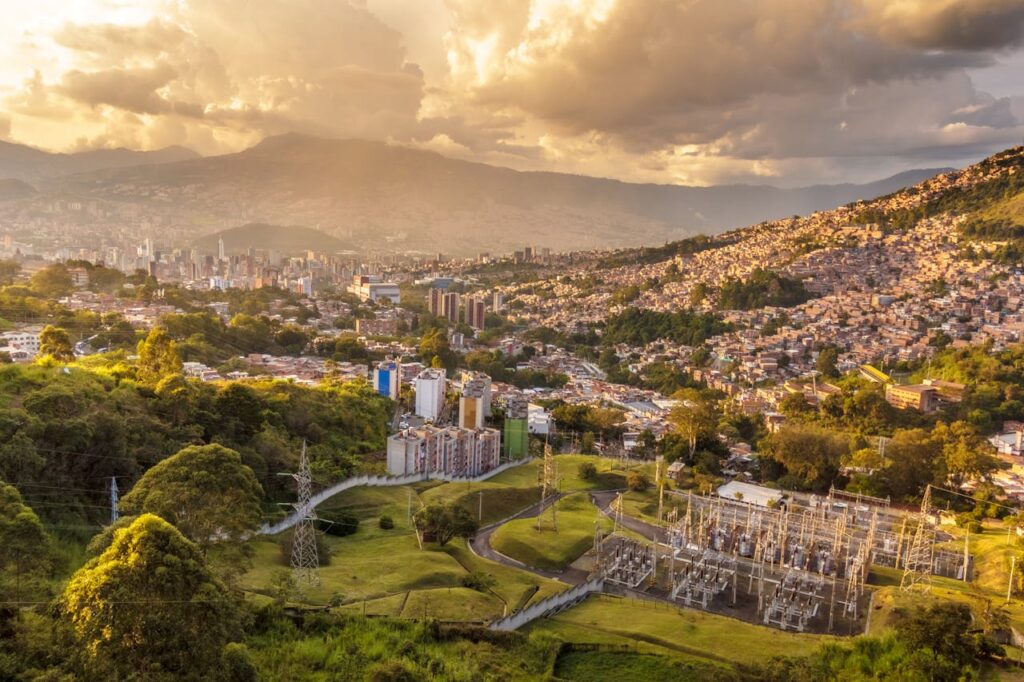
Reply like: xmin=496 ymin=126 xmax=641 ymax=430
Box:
xmin=0 ymin=0 xmax=1022 ymax=186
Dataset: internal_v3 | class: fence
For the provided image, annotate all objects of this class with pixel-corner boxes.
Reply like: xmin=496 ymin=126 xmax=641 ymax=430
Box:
xmin=260 ymin=456 xmax=533 ymax=535
xmin=488 ymin=577 xmax=604 ymax=631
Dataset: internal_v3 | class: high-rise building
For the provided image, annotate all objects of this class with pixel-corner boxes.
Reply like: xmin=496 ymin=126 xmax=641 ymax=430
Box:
xmin=217 ymin=236 xmax=226 ymax=261
xmin=492 ymin=292 xmax=504 ymax=312
xmin=427 ymin=288 xmax=445 ymax=316
xmin=373 ymin=360 xmax=400 ymax=399
xmin=465 ymin=296 xmax=486 ymax=330
xmin=458 ymin=380 xmax=486 ymax=430
xmin=442 ymin=292 xmax=461 ymax=323
xmin=386 ymin=425 xmax=501 ymax=477
xmin=414 ymin=368 xmax=446 ymax=421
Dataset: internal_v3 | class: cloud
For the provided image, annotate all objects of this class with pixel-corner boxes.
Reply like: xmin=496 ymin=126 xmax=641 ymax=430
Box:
xmin=443 ymin=0 xmax=1023 ymax=152
xmin=0 ymin=0 xmax=1022 ymax=186
xmin=3 ymin=0 xmax=426 ymax=153
xmin=862 ymin=0 xmax=1024 ymax=51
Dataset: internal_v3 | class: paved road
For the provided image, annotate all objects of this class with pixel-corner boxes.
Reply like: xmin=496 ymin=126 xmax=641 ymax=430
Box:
xmin=469 ymin=491 xmax=593 ymax=585
xmin=590 ymin=490 xmax=666 ymax=545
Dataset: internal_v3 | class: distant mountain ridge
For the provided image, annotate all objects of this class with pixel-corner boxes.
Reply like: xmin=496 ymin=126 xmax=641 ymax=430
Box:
xmin=20 ymin=134 xmax=953 ymax=253
xmin=194 ymin=223 xmax=348 ymax=255
xmin=0 ymin=140 xmax=199 ymax=183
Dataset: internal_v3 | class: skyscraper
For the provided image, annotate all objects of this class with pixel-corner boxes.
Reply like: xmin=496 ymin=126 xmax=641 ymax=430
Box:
xmin=217 ymin=236 xmax=226 ymax=261
xmin=442 ymin=292 xmax=461 ymax=323
xmin=465 ymin=296 xmax=486 ymax=330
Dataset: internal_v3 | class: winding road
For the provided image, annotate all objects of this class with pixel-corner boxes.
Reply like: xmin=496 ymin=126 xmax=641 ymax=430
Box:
xmin=469 ymin=488 xmax=663 ymax=586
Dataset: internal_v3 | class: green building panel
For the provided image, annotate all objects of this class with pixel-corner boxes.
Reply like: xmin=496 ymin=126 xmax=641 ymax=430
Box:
xmin=503 ymin=418 xmax=528 ymax=458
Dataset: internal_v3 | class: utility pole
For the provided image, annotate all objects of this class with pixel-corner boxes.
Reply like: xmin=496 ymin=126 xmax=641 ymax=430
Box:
xmin=109 ymin=476 xmax=119 ymax=524
xmin=1008 ymin=556 xmax=1016 ymax=605
xmin=287 ymin=441 xmax=320 ymax=586
xmin=478 ymin=491 xmax=484 ymax=522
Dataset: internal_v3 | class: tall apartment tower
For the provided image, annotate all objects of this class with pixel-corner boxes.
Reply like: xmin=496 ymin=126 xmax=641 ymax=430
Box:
xmin=373 ymin=360 xmax=400 ymax=399
xmin=427 ymin=288 xmax=444 ymax=316
xmin=442 ymin=292 xmax=461 ymax=323
xmin=465 ymin=296 xmax=486 ymax=330
xmin=414 ymin=368 xmax=446 ymax=421
xmin=458 ymin=377 xmax=488 ymax=430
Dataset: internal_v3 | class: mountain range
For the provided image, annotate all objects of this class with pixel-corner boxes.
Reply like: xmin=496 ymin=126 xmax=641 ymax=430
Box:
xmin=0 ymin=140 xmax=199 ymax=182
xmin=0 ymin=134 xmax=952 ymax=254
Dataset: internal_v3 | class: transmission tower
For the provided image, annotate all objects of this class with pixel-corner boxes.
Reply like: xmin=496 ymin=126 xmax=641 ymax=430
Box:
xmin=289 ymin=441 xmax=320 ymax=586
xmin=109 ymin=476 xmax=119 ymax=524
xmin=536 ymin=442 xmax=558 ymax=531
xmin=655 ymin=456 xmax=665 ymax=523
xmin=900 ymin=485 xmax=934 ymax=592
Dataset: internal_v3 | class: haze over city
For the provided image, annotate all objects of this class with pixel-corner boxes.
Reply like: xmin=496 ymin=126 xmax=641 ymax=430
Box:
xmin=4 ymin=2 xmax=1024 ymax=681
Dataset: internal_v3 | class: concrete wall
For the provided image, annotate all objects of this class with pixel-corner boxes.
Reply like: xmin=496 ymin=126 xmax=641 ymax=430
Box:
xmin=261 ymin=456 xmax=533 ymax=535
xmin=489 ymin=577 xmax=604 ymax=631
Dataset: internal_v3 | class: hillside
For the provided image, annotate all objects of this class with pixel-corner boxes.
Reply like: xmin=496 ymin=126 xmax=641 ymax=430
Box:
xmin=194 ymin=222 xmax=348 ymax=255
xmin=0 ymin=177 xmax=36 ymax=201
xmin=40 ymin=133 xmax=949 ymax=254
xmin=0 ymin=140 xmax=200 ymax=182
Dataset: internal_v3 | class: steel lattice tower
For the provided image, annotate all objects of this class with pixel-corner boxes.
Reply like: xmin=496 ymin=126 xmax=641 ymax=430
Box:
xmin=109 ymin=476 xmax=119 ymax=524
xmin=536 ymin=443 xmax=558 ymax=531
xmin=900 ymin=485 xmax=934 ymax=592
xmin=290 ymin=441 xmax=320 ymax=586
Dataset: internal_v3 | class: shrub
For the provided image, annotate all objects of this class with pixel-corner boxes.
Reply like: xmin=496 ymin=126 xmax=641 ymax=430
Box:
xmin=318 ymin=512 xmax=359 ymax=537
xmin=461 ymin=571 xmax=496 ymax=592
xmin=278 ymin=529 xmax=331 ymax=566
xmin=379 ymin=514 xmax=394 ymax=530
xmin=627 ymin=471 xmax=650 ymax=492
xmin=578 ymin=462 xmax=598 ymax=481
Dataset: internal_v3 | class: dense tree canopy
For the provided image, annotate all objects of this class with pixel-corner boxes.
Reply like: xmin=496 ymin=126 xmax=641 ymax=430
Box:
xmin=119 ymin=444 xmax=263 ymax=551
xmin=62 ymin=514 xmax=241 ymax=678
xmin=0 ymin=481 xmax=55 ymax=601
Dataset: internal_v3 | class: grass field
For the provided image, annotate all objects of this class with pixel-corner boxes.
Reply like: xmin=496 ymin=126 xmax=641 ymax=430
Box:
xmin=553 ymin=649 xmax=718 ymax=681
xmin=243 ymin=467 xmax=569 ymax=620
xmin=485 ymin=454 xmax=646 ymax=492
xmin=529 ymin=594 xmax=836 ymax=667
xmin=421 ymin=482 xmax=541 ymax=526
xmin=491 ymin=493 xmax=613 ymax=571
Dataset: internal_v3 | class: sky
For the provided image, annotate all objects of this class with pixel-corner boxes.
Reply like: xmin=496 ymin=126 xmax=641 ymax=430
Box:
xmin=0 ymin=0 xmax=1023 ymax=187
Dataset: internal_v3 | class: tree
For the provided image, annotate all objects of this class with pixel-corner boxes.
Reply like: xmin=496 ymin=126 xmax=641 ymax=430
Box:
xmin=30 ymin=263 xmax=73 ymax=298
xmin=119 ymin=444 xmax=263 ymax=552
xmin=136 ymin=326 xmax=183 ymax=383
xmin=578 ymin=462 xmax=597 ymax=481
xmin=0 ymin=259 xmax=19 ymax=285
xmin=0 ymin=481 xmax=55 ymax=601
xmin=761 ymin=424 xmax=849 ymax=491
xmin=815 ymin=346 xmax=840 ymax=378
xmin=62 ymin=514 xmax=240 ymax=677
xmin=419 ymin=327 xmax=455 ymax=370
xmin=875 ymin=428 xmax=941 ymax=500
xmin=38 ymin=325 xmax=74 ymax=362
xmin=779 ymin=392 xmax=814 ymax=418
xmin=668 ymin=392 xmax=716 ymax=462
xmin=413 ymin=503 xmax=478 ymax=546
xmin=627 ymin=471 xmax=650 ymax=491
xmin=934 ymin=421 xmax=1000 ymax=490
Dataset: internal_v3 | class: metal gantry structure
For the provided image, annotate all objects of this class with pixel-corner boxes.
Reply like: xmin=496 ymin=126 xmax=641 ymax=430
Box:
xmin=593 ymin=485 xmax=969 ymax=633
xmin=288 ymin=441 xmax=320 ymax=586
